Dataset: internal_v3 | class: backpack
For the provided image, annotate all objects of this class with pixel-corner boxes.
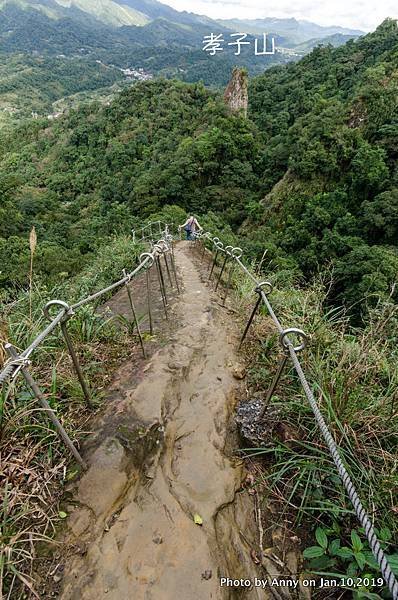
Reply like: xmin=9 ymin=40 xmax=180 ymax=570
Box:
xmin=184 ymin=218 xmax=194 ymax=232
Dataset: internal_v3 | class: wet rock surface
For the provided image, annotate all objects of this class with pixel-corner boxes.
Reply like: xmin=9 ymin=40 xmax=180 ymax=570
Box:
xmin=57 ymin=242 xmax=268 ymax=600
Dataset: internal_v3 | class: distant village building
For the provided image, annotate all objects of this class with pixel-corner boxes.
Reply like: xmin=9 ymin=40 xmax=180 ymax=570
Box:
xmin=120 ymin=67 xmax=153 ymax=81
xmin=224 ymin=67 xmax=248 ymax=117
xmin=48 ymin=112 xmax=63 ymax=120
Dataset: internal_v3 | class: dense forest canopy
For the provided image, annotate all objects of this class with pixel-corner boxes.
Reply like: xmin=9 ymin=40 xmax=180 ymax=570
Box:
xmin=0 ymin=0 xmax=365 ymax=118
xmin=247 ymin=18 xmax=398 ymax=318
xmin=0 ymin=19 xmax=397 ymax=322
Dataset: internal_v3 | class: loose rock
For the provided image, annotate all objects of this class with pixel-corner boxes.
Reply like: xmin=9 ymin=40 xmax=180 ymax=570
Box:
xmin=232 ymin=364 xmax=246 ymax=380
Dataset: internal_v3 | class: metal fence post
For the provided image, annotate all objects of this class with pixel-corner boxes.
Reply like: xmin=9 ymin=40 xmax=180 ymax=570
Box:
xmin=6 ymin=344 xmax=86 ymax=468
xmin=122 ymin=270 xmax=146 ymax=358
xmin=207 ymin=237 xmax=219 ymax=272
xmin=215 ymin=246 xmax=233 ymax=291
xmin=259 ymin=328 xmax=307 ymax=419
xmin=163 ymin=253 xmax=174 ymax=289
xmin=222 ymin=247 xmax=242 ymax=306
xmin=209 ymin=241 xmax=223 ymax=280
xmin=238 ymin=281 xmax=273 ymax=349
xmin=153 ymin=252 xmax=168 ymax=319
xmin=44 ymin=301 xmax=92 ymax=409
xmin=167 ymin=237 xmax=180 ymax=293
xmin=156 ymin=255 xmax=168 ymax=304
xmin=140 ymin=252 xmax=154 ymax=335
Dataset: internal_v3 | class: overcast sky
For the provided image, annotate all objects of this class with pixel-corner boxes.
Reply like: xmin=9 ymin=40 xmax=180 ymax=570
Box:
xmin=164 ymin=0 xmax=397 ymax=31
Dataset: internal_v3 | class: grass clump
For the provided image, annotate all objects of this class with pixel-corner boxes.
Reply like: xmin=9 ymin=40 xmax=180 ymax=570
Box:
xmin=0 ymin=234 xmax=144 ymax=598
xmin=226 ymin=256 xmax=398 ymax=597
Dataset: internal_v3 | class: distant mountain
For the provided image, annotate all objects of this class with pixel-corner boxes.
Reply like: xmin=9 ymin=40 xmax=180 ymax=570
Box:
xmin=0 ymin=0 xmax=366 ymax=120
xmin=0 ymin=0 xmax=149 ymax=27
xmin=0 ymin=0 xmax=216 ymax=28
xmin=294 ymin=32 xmax=360 ymax=51
xmin=217 ymin=17 xmax=364 ymax=47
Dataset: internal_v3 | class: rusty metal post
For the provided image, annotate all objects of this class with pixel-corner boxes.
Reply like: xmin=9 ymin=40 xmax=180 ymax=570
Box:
xmin=209 ymin=247 xmax=220 ymax=280
xmin=163 ymin=253 xmax=174 ymax=289
xmin=259 ymin=328 xmax=307 ymax=418
xmin=43 ymin=300 xmax=92 ymax=409
xmin=223 ymin=262 xmax=235 ymax=306
xmin=6 ymin=344 xmax=86 ymax=468
xmin=60 ymin=321 xmax=92 ymax=408
xmin=156 ymin=256 xmax=168 ymax=305
xmin=169 ymin=244 xmax=180 ymax=293
xmin=222 ymin=247 xmax=242 ymax=306
xmin=215 ymin=246 xmax=232 ymax=291
xmin=239 ymin=294 xmax=262 ymax=350
xmin=146 ymin=266 xmax=154 ymax=335
xmin=201 ymin=239 xmax=206 ymax=260
xmin=155 ymin=256 xmax=168 ymax=319
xmin=259 ymin=354 xmax=288 ymax=418
xmin=123 ymin=270 xmax=146 ymax=358
xmin=238 ymin=280 xmax=273 ymax=349
xmin=207 ymin=237 xmax=219 ymax=272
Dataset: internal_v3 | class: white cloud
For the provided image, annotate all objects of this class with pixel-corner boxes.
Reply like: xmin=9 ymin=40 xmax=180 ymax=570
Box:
xmin=167 ymin=0 xmax=398 ymax=31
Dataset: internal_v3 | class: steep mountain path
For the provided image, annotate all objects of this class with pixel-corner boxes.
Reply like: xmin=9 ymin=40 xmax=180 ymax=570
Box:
xmin=59 ymin=241 xmax=269 ymax=600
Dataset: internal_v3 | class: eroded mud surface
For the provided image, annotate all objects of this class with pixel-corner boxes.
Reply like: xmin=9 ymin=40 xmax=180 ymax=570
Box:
xmin=59 ymin=242 xmax=269 ymax=600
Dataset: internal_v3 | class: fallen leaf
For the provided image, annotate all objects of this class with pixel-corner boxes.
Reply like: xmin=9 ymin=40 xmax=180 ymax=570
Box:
xmin=58 ymin=511 xmax=68 ymax=519
xmin=201 ymin=570 xmax=212 ymax=580
xmin=193 ymin=513 xmax=203 ymax=526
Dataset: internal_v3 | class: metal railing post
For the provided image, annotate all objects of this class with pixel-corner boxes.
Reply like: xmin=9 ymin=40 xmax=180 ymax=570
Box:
xmin=147 ymin=267 xmax=154 ymax=334
xmin=238 ymin=281 xmax=273 ymax=349
xmin=201 ymin=240 xmax=207 ymax=260
xmin=6 ymin=344 xmax=86 ymax=468
xmin=61 ymin=321 xmax=92 ymax=408
xmin=207 ymin=237 xmax=219 ymax=272
xmin=163 ymin=253 xmax=174 ymax=289
xmin=215 ymin=245 xmax=233 ymax=291
xmin=154 ymin=254 xmax=168 ymax=319
xmin=259 ymin=328 xmax=307 ymax=418
xmin=44 ymin=301 xmax=92 ymax=409
xmin=222 ymin=247 xmax=242 ymax=306
xmin=122 ymin=270 xmax=146 ymax=358
xmin=209 ymin=241 xmax=223 ymax=280
xmin=140 ymin=252 xmax=155 ymax=335
xmin=167 ymin=237 xmax=180 ymax=293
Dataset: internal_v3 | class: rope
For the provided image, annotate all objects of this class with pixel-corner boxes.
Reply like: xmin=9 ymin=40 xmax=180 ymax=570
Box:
xmin=199 ymin=231 xmax=398 ymax=598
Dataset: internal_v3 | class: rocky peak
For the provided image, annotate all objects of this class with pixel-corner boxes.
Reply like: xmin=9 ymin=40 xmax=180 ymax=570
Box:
xmin=224 ymin=67 xmax=248 ymax=117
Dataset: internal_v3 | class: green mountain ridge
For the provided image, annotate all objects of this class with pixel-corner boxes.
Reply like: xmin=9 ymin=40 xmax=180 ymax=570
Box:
xmin=217 ymin=16 xmax=364 ymax=47
xmin=0 ymin=0 xmax=369 ymax=118
xmin=0 ymin=19 xmax=397 ymax=321
xmin=0 ymin=0 xmax=151 ymax=27
xmin=0 ymin=0 xmax=218 ymax=28
xmin=294 ymin=32 xmax=360 ymax=52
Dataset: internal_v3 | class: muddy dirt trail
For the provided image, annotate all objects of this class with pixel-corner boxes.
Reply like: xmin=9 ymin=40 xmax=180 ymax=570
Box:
xmin=59 ymin=242 xmax=270 ymax=600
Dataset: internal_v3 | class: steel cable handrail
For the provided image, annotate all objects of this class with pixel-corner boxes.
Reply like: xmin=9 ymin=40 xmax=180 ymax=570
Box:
xmin=71 ymin=254 xmax=152 ymax=310
xmin=196 ymin=230 xmax=398 ymax=599
xmin=0 ymin=230 xmax=174 ymax=465
xmin=0 ymin=238 xmax=169 ymax=387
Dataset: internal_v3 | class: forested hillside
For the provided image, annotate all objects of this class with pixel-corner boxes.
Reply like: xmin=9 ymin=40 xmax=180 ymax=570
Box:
xmin=0 ymin=19 xmax=397 ymax=322
xmin=0 ymin=0 xmax=365 ymax=119
xmin=1 ymin=16 xmax=398 ymax=600
xmin=247 ymin=18 xmax=398 ymax=320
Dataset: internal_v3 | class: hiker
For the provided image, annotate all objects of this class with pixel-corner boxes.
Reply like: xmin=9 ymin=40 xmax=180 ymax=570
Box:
xmin=179 ymin=215 xmax=202 ymax=240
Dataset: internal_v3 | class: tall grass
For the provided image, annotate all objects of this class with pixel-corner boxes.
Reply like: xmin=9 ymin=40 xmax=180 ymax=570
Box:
xmin=0 ymin=235 xmax=143 ymax=598
xmin=226 ymin=254 xmax=398 ymax=593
